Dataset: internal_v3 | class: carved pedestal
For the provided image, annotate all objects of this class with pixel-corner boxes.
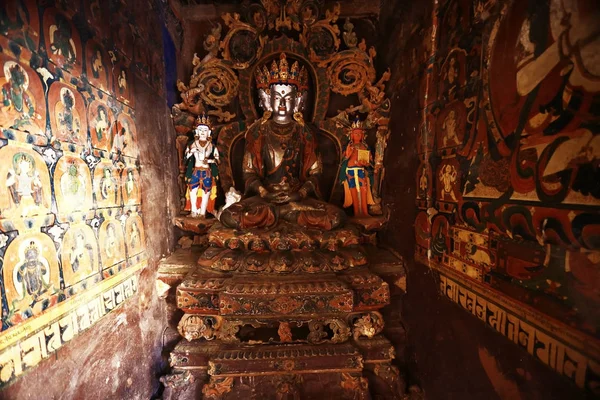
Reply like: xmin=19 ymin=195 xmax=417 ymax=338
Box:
xmin=159 ymin=221 xmax=408 ymax=399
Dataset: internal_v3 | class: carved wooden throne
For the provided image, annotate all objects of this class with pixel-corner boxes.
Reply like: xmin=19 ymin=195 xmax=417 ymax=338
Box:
xmin=158 ymin=3 xmax=408 ymax=399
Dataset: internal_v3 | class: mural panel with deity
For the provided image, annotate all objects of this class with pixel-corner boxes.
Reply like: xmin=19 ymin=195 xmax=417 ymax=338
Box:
xmin=0 ymin=48 xmax=46 ymax=137
xmin=414 ymin=0 xmax=600 ymax=394
xmin=98 ymin=215 xmax=127 ymax=270
xmin=93 ymin=161 xmax=121 ymax=208
xmin=2 ymin=232 xmax=60 ymax=325
xmin=53 ymin=154 xmax=93 ymax=219
xmin=48 ymin=81 xmax=87 ymax=146
xmin=121 ymin=165 xmax=142 ymax=206
xmin=85 ymin=40 xmax=111 ymax=93
xmin=124 ymin=213 xmax=145 ymax=261
xmin=115 ymin=112 xmax=138 ymax=159
xmin=0 ymin=144 xmax=52 ymax=222
xmin=42 ymin=8 xmax=82 ymax=74
xmin=0 ymin=0 xmax=161 ymax=387
xmin=60 ymin=222 xmax=100 ymax=289
xmin=0 ymin=0 xmax=40 ymax=53
xmin=88 ymin=98 xmax=114 ymax=152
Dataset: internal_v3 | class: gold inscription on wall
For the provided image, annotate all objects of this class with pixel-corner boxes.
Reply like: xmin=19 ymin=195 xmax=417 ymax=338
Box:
xmin=439 ymin=273 xmax=600 ymax=394
xmin=0 ymin=263 xmax=142 ymax=386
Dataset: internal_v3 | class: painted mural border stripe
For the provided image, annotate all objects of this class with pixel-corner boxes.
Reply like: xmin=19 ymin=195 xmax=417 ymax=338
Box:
xmin=418 ymin=255 xmax=600 ymax=392
xmin=0 ymin=262 xmax=144 ymax=352
xmin=420 ymin=256 xmax=600 ymax=358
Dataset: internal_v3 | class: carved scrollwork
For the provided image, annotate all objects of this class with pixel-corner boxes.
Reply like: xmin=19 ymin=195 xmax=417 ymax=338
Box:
xmin=307 ymin=318 xmax=351 ymax=344
xmin=301 ymin=3 xmax=341 ymax=61
xmin=178 ymin=314 xmax=221 ymax=341
xmin=349 ymin=311 xmax=384 ymax=340
xmin=329 ymin=319 xmax=352 ymax=343
xmin=203 ymin=377 xmax=235 ymax=399
xmin=159 ymin=370 xmax=196 ymax=389
xmin=323 ymin=49 xmax=376 ymax=96
xmin=299 ymin=1 xmax=320 ymax=26
xmin=218 ymin=319 xmax=242 ymax=343
xmin=342 ymin=18 xmax=358 ymax=48
xmin=278 ymin=322 xmax=293 ymax=342
xmin=221 ymin=13 xmax=266 ymax=69
xmin=189 ymin=59 xmax=239 ymax=109
xmin=275 ymin=375 xmax=302 ymax=400
xmin=307 ymin=320 xmax=328 ymax=344
xmin=169 ymin=353 xmax=189 ymax=368
xmin=246 ymin=3 xmax=268 ymax=32
xmin=340 ymin=373 xmax=369 ymax=399
xmin=204 ymin=23 xmax=223 ymax=57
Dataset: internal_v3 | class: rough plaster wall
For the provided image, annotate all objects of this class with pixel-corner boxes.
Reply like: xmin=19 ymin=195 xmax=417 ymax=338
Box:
xmin=378 ymin=0 xmax=587 ymax=398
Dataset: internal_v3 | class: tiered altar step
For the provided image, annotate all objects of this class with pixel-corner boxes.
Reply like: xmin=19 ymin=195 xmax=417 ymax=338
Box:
xmin=163 ymin=336 xmax=401 ymax=399
xmin=175 ymin=266 xmax=389 ymax=344
xmin=176 ymin=267 xmax=389 ymax=315
xmin=157 ymin=236 xmax=408 ymax=399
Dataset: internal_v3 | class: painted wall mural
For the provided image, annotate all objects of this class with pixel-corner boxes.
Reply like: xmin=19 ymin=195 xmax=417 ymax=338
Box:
xmin=412 ymin=0 xmax=600 ymax=395
xmin=0 ymin=0 xmax=165 ymax=388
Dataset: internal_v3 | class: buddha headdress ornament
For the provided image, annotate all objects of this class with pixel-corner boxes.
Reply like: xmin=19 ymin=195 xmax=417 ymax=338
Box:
xmin=255 ymin=53 xmax=309 ymax=94
xmin=194 ymin=114 xmax=213 ymax=136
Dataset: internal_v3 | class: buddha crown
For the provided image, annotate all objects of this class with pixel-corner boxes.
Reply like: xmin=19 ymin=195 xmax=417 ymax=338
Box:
xmin=255 ymin=53 xmax=308 ymax=92
xmin=194 ymin=114 xmax=213 ymax=131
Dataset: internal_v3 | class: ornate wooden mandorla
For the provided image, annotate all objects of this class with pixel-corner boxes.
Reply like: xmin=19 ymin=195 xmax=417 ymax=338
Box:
xmin=160 ymin=2 xmax=413 ymax=399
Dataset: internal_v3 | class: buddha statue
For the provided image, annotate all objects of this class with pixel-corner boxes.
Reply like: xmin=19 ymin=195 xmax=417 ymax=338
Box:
xmin=220 ymin=53 xmax=346 ymax=231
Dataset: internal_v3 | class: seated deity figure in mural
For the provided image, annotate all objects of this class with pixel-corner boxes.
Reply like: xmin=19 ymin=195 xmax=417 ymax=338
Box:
xmin=110 ymin=119 xmax=128 ymax=165
xmin=184 ymin=115 xmax=219 ymax=217
xmin=69 ymin=230 xmax=93 ymax=274
xmin=130 ymin=222 xmax=141 ymax=251
xmin=60 ymin=162 xmax=86 ymax=207
xmin=91 ymin=48 xmax=104 ymax=80
xmin=442 ymin=55 xmax=459 ymax=98
xmin=1 ymin=61 xmax=40 ymax=133
xmin=49 ymin=13 xmax=76 ymax=64
xmin=104 ymin=223 xmax=120 ymax=262
xmin=339 ymin=117 xmax=375 ymax=217
xmin=219 ymin=53 xmax=346 ymax=230
xmin=118 ymin=70 xmax=127 ymax=94
xmin=6 ymin=152 xmax=45 ymax=216
xmin=0 ymin=1 xmax=32 ymax=42
xmin=14 ymin=241 xmax=50 ymax=300
xmin=100 ymin=167 xmax=117 ymax=203
xmin=125 ymin=169 xmax=138 ymax=201
xmin=93 ymin=105 xmax=110 ymax=142
xmin=56 ymin=87 xmax=81 ymax=142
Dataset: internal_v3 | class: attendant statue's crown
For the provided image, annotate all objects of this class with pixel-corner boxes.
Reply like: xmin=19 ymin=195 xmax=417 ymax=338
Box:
xmin=255 ymin=53 xmax=308 ymax=92
xmin=194 ymin=114 xmax=213 ymax=131
xmin=351 ymin=116 xmax=366 ymax=130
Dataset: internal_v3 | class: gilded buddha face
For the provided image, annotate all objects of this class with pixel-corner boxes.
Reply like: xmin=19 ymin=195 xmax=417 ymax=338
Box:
xmin=270 ymin=84 xmax=297 ymax=124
